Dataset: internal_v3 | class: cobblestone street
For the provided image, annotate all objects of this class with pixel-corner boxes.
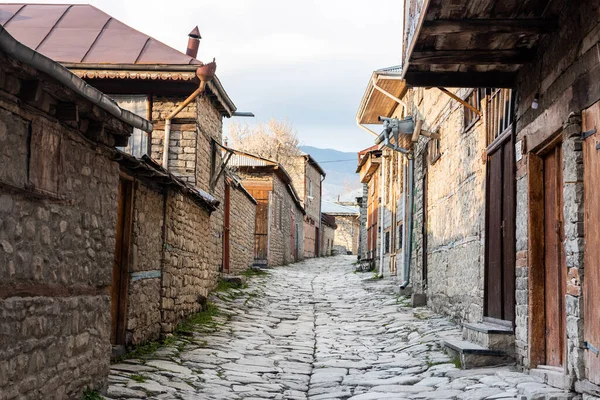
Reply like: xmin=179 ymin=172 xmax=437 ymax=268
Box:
xmin=105 ymin=256 xmax=572 ymax=400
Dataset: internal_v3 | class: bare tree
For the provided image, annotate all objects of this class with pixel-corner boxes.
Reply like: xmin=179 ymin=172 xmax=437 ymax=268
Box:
xmin=228 ymin=118 xmax=302 ymax=168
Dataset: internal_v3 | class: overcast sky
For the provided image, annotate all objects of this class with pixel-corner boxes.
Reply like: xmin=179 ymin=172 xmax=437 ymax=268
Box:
xmin=28 ymin=0 xmax=404 ymax=152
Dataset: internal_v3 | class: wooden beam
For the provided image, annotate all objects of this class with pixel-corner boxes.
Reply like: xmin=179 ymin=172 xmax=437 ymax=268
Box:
xmin=421 ymin=19 xmax=558 ymax=36
xmin=438 ymin=87 xmax=483 ymax=117
xmin=404 ymin=71 xmax=516 ymax=88
xmin=411 ymin=50 xmax=534 ymax=65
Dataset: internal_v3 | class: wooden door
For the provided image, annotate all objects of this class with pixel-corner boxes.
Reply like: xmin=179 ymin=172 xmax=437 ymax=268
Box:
xmin=484 ymin=134 xmax=516 ymax=323
xmin=543 ymin=145 xmax=566 ymax=367
xmin=245 ymin=183 xmax=271 ymax=266
xmin=315 ymin=227 xmax=320 ymax=257
xmin=582 ymin=104 xmax=600 ymax=384
xmin=223 ymin=183 xmax=231 ymax=274
xmin=111 ymin=176 xmax=133 ymax=345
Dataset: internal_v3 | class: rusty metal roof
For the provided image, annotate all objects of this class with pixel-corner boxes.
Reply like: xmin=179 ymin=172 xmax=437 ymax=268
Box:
xmin=0 ymin=3 xmax=202 ymax=65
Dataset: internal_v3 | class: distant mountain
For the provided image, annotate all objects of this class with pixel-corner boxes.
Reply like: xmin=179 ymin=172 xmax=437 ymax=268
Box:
xmin=300 ymin=146 xmax=362 ymax=203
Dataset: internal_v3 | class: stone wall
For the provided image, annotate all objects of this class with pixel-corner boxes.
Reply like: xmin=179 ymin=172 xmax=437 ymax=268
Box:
xmin=227 ymin=183 xmax=256 ymax=275
xmin=270 ymin=174 xmax=303 ymax=266
xmin=511 ymin=0 xmax=600 ymax=389
xmin=331 ymin=215 xmax=359 ymax=255
xmin=408 ymin=87 xmax=487 ymax=323
xmin=0 ymin=96 xmax=118 ymax=397
xmin=321 ymin=223 xmax=336 ymax=256
xmin=304 ymin=162 xmax=322 ymax=224
xmin=161 ymin=191 xmax=213 ymax=333
xmin=125 ymin=182 xmax=164 ymax=346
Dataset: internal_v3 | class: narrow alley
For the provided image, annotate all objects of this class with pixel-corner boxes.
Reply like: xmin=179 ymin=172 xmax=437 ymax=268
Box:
xmin=105 ymin=256 xmax=567 ymax=400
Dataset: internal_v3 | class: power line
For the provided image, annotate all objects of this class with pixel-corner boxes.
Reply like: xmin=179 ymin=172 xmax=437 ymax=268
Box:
xmin=315 ymin=158 xmax=357 ymax=164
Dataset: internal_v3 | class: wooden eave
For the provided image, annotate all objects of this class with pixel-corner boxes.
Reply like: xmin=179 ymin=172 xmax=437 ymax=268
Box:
xmin=357 ymin=70 xmax=408 ymax=125
xmin=401 ymin=0 xmax=561 ymax=88
xmin=358 ymin=153 xmax=381 ymax=184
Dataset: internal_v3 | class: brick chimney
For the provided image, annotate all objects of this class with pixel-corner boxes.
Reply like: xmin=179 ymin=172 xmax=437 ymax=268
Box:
xmin=186 ymin=26 xmax=201 ymax=59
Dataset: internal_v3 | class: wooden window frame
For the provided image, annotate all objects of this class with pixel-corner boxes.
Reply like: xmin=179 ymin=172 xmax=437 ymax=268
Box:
xmin=428 ymin=137 xmax=441 ymax=165
xmin=463 ymin=88 xmax=483 ymax=133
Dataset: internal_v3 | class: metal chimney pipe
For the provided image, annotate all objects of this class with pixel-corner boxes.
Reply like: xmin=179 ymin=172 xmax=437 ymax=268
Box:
xmin=186 ymin=26 xmax=201 ymax=59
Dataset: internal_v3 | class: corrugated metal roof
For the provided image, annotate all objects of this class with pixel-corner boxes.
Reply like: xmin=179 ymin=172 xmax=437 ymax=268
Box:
xmin=228 ymin=153 xmax=272 ymax=168
xmin=322 ymin=201 xmax=359 ymax=215
xmin=0 ymin=4 xmax=201 ymax=65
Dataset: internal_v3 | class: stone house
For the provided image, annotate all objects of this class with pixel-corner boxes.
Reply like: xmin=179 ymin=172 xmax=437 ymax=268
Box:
xmin=0 ymin=3 xmax=262 ymax=349
xmin=289 ymin=154 xmax=326 ymax=258
xmin=322 ymin=201 xmax=360 ymax=256
xmin=355 ymin=146 xmax=382 ymax=271
xmin=320 ymin=214 xmax=337 ymax=256
xmin=356 ymin=185 xmax=368 ymax=262
xmin=223 ymin=171 xmax=257 ymax=275
xmin=110 ymin=153 xmax=220 ymax=348
xmin=0 ymin=26 xmax=151 ymax=399
xmin=355 ymin=0 xmax=600 ymax=396
xmin=229 ymin=150 xmax=306 ymax=267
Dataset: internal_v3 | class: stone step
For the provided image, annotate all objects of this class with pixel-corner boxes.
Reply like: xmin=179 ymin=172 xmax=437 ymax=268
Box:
xmin=530 ymin=366 xmax=574 ymax=390
xmin=443 ymin=339 xmax=514 ymax=369
xmin=463 ymin=321 xmax=515 ymax=357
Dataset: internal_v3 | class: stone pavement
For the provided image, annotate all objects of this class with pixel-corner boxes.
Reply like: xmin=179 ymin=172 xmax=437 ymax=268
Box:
xmin=105 ymin=255 xmax=576 ymax=400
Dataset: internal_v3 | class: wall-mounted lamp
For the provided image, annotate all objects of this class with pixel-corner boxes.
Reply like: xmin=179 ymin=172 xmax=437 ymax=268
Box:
xmin=532 ymin=94 xmax=539 ymax=110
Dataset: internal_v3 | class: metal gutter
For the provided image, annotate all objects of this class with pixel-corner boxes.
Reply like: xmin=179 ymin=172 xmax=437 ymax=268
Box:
xmin=400 ymin=156 xmax=414 ymax=290
xmin=0 ymin=26 xmax=152 ymax=133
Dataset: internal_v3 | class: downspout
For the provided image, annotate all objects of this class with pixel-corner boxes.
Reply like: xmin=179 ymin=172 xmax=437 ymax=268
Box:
xmin=401 ymin=156 xmax=407 ymax=281
xmin=400 ymin=155 xmax=414 ymax=289
xmin=162 ymin=61 xmax=216 ymax=169
xmin=378 ymin=153 xmax=386 ymax=277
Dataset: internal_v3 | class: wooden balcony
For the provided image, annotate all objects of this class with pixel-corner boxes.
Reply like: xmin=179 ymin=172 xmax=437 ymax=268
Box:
xmin=359 ymin=154 xmax=381 ymax=183
xmin=401 ymin=0 xmax=561 ymax=88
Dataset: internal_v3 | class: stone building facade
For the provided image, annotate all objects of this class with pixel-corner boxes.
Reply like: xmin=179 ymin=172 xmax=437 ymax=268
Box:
xmin=224 ymin=173 xmax=257 ymax=275
xmin=320 ymin=214 xmax=337 ymax=257
xmin=0 ymin=30 xmax=150 ymax=399
xmin=322 ymin=202 xmax=360 ymax=256
xmin=356 ymin=184 xmax=368 ymax=261
xmin=230 ymin=151 xmax=306 ymax=267
xmin=289 ymin=154 xmax=326 ymax=258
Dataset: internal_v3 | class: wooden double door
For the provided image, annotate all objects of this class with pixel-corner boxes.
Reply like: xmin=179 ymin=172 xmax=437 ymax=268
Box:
xmin=582 ymin=103 xmax=600 ymax=385
xmin=484 ymin=133 xmax=516 ymax=324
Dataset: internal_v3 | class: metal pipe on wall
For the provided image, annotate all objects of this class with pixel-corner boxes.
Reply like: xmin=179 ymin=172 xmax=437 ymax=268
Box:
xmin=400 ymin=156 xmax=414 ymax=289
xmin=401 ymin=156 xmax=407 ymax=282
xmin=379 ymin=152 xmax=386 ymax=277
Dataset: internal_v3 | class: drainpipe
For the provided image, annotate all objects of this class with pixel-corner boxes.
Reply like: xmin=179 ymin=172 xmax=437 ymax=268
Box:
xmin=401 ymin=156 xmax=407 ymax=281
xmin=379 ymin=153 xmax=386 ymax=277
xmin=162 ymin=60 xmax=216 ymax=169
xmin=400 ymin=155 xmax=414 ymax=289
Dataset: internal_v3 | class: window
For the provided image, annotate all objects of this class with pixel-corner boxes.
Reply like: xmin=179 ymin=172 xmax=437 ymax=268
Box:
xmin=486 ymin=89 xmax=514 ymax=145
xmin=308 ymin=179 xmax=313 ymax=198
xmin=111 ymin=95 xmax=149 ymax=158
xmin=463 ymin=88 xmax=483 ymax=132
xmin=428 ymin=137 xmax=441 ymax=165
xmin=385 ymin=231 xmax=390 ymax=254
xmin=398 ymin=223 xmax=403 ymax=249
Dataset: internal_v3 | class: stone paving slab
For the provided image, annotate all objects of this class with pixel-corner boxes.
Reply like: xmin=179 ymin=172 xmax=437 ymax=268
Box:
xmin=103 ymin=255 xmax=577 ymax=400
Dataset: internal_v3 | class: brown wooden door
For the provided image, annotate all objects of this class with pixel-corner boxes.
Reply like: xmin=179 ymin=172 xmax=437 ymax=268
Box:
xmin=315 ymin=227 xmax=320 ymax=256
xmin=245 ymin=185 xmax=271 ymax=266
xmin=111 ymin=176 xmax=134 ymax=345
xmin=543 ymin=145 xmax=566 ymax=367
xmin=485 ymin=134 xmax=516 ymax=323
xmin=223 ymin=183 xmax=231 ymax=274
xmin=582 ymin=103 xmax=600 ymax=384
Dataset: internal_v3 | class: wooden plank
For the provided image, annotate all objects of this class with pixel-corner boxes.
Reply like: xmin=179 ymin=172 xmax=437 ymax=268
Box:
xmin=528 ymin=154 xmax=546 ymax=368
xmin=29 ymin=124 xmax=60 ymax=194
xmin=421 ymin=19 xmax=557 ymax=35
xmin=582 ymin=103 xmax=600 ymax=385
xmin=485 ymin=148 xmax=504 ymax=319
xmin=411 ymin=49 xmax=534 ymax=65
xmin=543 ymin=146 xmax=565 ymax=367
xmin=405 ymin=71 xmax=516 ymax=88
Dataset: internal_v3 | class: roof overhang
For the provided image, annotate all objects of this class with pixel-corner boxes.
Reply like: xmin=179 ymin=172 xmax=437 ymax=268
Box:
xmin=67 ymin=64 xmax=236 ymax=117
xmin=357 ymin=68 xmax=408 ymax=125
xmin=401 ymin=0 xmax=560 ymax=88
